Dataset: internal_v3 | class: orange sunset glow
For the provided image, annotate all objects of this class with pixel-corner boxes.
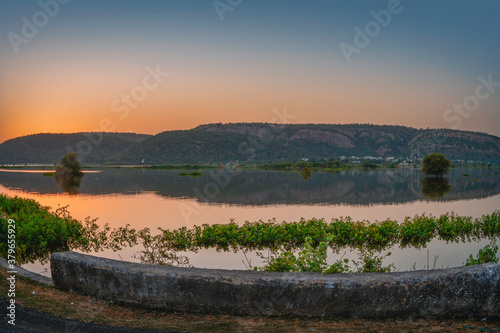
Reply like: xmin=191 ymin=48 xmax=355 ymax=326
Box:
xmin=1 ymin=1 xmax=500 ymax=142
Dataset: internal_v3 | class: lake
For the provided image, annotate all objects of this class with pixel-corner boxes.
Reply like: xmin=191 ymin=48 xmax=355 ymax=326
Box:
xmin=1 ymin=166 xmax=499 ymax=276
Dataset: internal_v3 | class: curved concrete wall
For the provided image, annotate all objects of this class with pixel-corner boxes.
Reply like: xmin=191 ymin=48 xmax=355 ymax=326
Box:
xmin=51 ymin=251 xmax=500 ymax=319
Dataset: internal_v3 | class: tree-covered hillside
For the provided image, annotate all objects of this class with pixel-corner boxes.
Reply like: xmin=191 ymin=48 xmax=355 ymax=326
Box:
xmin=1 ymin=124 xmax=499 ymax=165
xmin=0 ymin=133 xmax=151 ymax=164
xmin=110 ymin=123 xmax=500 ymax=164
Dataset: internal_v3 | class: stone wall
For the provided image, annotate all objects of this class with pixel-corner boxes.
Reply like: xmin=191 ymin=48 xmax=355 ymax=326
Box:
xmin=51 ymin=251 xmax=500 ymax=319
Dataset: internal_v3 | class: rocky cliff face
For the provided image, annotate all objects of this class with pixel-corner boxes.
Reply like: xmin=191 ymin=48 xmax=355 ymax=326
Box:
xmin=196 ymin=123 xmax=500 ymax=161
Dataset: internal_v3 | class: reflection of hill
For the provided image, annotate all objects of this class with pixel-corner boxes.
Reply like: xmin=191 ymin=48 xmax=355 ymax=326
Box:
xmin=0 ymin=168 xmax=499 ymax=206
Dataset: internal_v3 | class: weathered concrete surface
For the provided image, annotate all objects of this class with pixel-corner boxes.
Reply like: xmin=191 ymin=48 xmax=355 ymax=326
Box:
xmin=0 ymin=257 xmax=53 ymax=286
xmin=51 ymin=251 xmax=500 ymax=319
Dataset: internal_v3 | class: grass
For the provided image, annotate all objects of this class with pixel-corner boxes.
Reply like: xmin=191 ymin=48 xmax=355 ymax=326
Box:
xmin=178 ymin=171 xmax=202 ymax=177
xmin=1 ymin=267 xmax=497 ymax=332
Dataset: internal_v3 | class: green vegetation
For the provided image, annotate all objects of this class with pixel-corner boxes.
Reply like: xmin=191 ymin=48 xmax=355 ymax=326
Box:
xmin=55 ymin=153 xmax=84 ymax=194
xmin=254 ymin=160 xmax=398 ymax=173
xmin=465 ymin=240 xmax=499 ymax=266
xmin=178 ymin=171 xmax=202 ymax=177
xmin=2 ymin=194 xmax=499 ymax=272
xmin=0 ymin=132 xmax=151 ymax=165
xmin=252 ymin=237 xmax=329 ymax=273
xmin=148 ymin=213 xmax=497 ymax=253
xmin=0 ymin=194 xmax=139 ymax=264
xmin=0 ymin=195 xmax=82 ymax=264
xmin=56 ymin=152 xmax=83 ymax=178
xmin=43 ymin=172 xmax=55 ymax=177
xmin=97 ymin=124 xmax=500 ymax=164
xmin=352 ymin=249 xmax=394 ymax=273
xmin=137 ymin=212 xmax=500 ymax=272
xmin=361 ymin=160 xmax=378 ymax=169
xmin=256 ymin=160 xmax=353 ymax=172
xmin=2 ymin=125 xmax=500 ymax=165
xmin=249 ymin=238 xmax=394 ymax=274
xmin=138 ymin=164 xmax=216 ymax=170
xmin=422 ymin=153 xmax=451 ymax=177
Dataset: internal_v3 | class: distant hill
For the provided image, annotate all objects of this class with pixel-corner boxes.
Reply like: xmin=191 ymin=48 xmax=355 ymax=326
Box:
xmin=0 ymin=132 xmax=151 ymax=164
xmin=1 ymin=124 xmax=499 ymax=165
xmin=110 ymin=123 xmax=500 ymax=164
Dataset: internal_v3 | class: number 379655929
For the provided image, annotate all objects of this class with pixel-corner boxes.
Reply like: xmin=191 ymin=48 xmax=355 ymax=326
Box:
xmin=7 ymin=219 xmax=16 ymax=265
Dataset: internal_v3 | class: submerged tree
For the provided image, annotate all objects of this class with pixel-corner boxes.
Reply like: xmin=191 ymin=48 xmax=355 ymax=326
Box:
xmin=422 ymin=153 xmax=451 ymax=177
xmin=55 ymin=152 xmax=84 ymax=194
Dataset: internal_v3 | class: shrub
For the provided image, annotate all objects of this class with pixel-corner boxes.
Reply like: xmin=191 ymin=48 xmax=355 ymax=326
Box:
xmin=465 ymin=240 xmax=499 ymax=266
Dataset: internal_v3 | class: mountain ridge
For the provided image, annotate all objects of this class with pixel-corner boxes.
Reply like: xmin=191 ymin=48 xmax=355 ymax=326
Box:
xmin=113 ymin=123 xmax=500 ymax=164
xmin=0 ymin=132 xmax=152 ymax=164
xmin=1 ymin=124 xmax=499 ymax=164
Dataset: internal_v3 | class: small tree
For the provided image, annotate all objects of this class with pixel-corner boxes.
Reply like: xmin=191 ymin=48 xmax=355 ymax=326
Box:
xmin=55 ymin=153 xmax=84 ymax=194
xmin=57 ymin=152 xmax=83 ymax=178
xmin=421 ymin=153 xmax=451 ymax=177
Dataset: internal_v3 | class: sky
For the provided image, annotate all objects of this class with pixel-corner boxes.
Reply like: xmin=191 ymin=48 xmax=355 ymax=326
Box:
xmin=1 ymin=0 xmax=499 ymax=143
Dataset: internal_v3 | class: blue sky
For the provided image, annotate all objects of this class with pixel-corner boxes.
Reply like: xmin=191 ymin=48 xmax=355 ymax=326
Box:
xmin=1 ymin=0 xmax=499 ymax=142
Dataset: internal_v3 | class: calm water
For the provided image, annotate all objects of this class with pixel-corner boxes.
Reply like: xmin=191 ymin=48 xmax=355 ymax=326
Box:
xmin=1 ymin=167 xmax=499 ymax=276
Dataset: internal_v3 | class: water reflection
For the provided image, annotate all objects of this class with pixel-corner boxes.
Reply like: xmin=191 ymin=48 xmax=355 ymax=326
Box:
xmin=300 ymin=167 xmax=312 ymax=180
xmin=0 ymin=167 xmax=498 ymax=206
xmin=421 ymin=177 xmax=451 ymax=199
xmin=55 ymin=172 xmax=83 ymax=195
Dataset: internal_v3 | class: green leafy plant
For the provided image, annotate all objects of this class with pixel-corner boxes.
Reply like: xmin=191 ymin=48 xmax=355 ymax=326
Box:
xmin=256 ymin=237 xmax=328 ymax=272
xmin=323 ymin=253 xmax=351 ymax=274
xmin=295 ymin=237 xmax=328 ymax=272
xmin=465 ymin=240 xmax=499 ymax=266
xmin=140 ymin=212 xmax=500 ymax=257
xmin=353 ymin=248 xmax=394 ymax=273
xmin=0 ymin=194 xmax=142 ymax=264
xmin=3 ymin=193 xmax=500 ymax=272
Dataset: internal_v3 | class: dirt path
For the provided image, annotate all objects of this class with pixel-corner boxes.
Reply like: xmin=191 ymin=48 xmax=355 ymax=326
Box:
xmin=0 ymin=299 xmax=174 ymax=333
